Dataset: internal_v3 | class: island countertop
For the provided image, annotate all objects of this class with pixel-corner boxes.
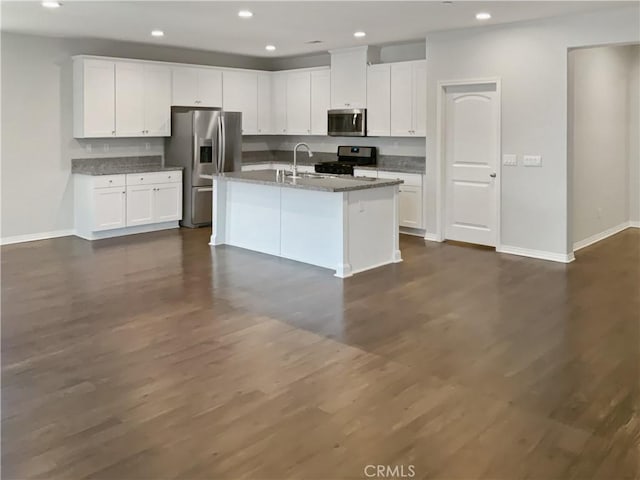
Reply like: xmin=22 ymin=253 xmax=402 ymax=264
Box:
xmin=213 ymin=170 xmax=403 ymax=192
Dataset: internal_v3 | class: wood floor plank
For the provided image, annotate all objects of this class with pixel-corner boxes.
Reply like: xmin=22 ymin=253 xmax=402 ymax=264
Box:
xmin=2 ymin=228 xmax=638 ymax=479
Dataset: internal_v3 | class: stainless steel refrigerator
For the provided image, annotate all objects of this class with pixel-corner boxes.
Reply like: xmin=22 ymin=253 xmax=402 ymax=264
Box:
xmin=165 ymin=107 xmax=242 ymax=228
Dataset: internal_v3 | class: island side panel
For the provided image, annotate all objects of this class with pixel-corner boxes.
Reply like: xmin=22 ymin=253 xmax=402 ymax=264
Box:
xmin=210 ymin=177 xmax=227 ymax=246
xmin=223 ymin=181 xmax=282 ymax=256
xmin=346 ymin=185 xmax=402 ymax=275
xmin=280 ymin=188 xmax=343 ymax=271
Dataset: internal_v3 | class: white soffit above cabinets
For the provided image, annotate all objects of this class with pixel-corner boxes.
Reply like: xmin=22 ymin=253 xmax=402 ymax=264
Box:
xmin=1 ymin=1 xmax=634 ymax=58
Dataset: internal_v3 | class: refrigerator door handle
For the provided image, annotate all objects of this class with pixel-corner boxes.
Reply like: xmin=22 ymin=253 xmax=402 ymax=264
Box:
xmin=220 ymin=114 xmax=226 ymax=173
xmin=216 ymin=116 xmax=223 ymax=173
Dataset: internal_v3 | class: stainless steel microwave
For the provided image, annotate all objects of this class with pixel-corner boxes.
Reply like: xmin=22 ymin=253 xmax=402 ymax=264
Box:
xmin=327 ymin=108 xmax=367 ymax=137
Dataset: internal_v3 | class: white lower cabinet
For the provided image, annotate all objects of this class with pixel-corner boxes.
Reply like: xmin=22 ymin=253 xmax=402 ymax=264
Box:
xmin=358 ymin=170 xmax=424 ymax=230
xmin=93 ymin=186 xmax=127 ymax=231
xmin=125 ymin=184 xmax=155 ymax=226
xmin=154 ymin=183 xmax=182 ymax=222
xmin=74 ymin=171 xmax=182 ymax=240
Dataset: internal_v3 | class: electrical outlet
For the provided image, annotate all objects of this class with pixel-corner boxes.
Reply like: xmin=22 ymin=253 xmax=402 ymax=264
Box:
xmin=145 ymin=142 xmax=151 ymax=151
xmin=85 ymin=143 xmax=92 ymax=153
xmin=523 ymin=155 xmax=542 ymax=167
xmin=503 ymin=154 xmax=517 ymax=166
xmin=103 ymin=144 xmax=109 ymax=152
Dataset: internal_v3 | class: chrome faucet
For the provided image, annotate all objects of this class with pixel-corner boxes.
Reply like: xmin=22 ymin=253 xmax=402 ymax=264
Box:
xmin=292 ymin=143 xmax=313 ymax=178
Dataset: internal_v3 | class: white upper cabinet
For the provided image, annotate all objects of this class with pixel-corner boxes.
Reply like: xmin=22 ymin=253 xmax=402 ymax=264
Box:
xmin=143 ymin=64 xmax=172 ymax=136
xmin=115 ymin=62 xmax=171 ymax=137
xmin=412 ymin=61 xmax=427 ymax=136
xmin=74 ymin=58 xmax=116 ymax=138
xmin=172 ymin=66 xmax=222 ymax=107
xmin=257 ymin=73 xmax=272 ymax=134
xmin=366 ymin=64 xmax=391 ymax=137
xmin=223 ymin=70 xmax=258 ymax=134
xmin=390 ymin=60 xmax=426 ymax=137
xmin=390 ymin=63 xmax=414 ymax=137
xmin=330 ymin=47 xmax=369 ymax=109
xmin=115 ymin=62 xmax=145 ymax=137
xmin=286 ymin=71 xmax=311 ymax=135
xmin=272 ymin=72 xmax=287 ymax=135
xmin=74 ymin=57 xmax=170 ymax=138
xmin=310 ymin=69 xmax=330 ymax=135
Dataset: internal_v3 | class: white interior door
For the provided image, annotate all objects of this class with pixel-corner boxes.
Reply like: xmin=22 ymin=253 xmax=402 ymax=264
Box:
xmin=444 ymin=83 xmax=499 ymax=246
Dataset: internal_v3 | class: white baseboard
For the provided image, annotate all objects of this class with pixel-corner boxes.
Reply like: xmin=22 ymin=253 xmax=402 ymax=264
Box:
xmin=400 ymin=227 xmax=426 ymax=237
xmin=630 ymin=220 xmax=640 ymax=228
xmin=75 ymin=222 xmax=179 ymax=241
xmin=573 ymin=222 xmax=632 ymax=252
xmin=424 ymin=232 xmax=441 ymax=242
xmin=0 ymin=229 xmax=75 ymax=246
xmin=497 ymin=245 xmax=575 ymax=263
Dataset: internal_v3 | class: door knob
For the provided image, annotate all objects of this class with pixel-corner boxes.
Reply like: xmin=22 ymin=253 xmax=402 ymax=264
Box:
xmin=489 ymin=173 xmax=497 ymax=178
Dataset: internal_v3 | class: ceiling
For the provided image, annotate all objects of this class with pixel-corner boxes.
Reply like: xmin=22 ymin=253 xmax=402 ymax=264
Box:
xmin=1 ymin=1 xmax=634 ymax=58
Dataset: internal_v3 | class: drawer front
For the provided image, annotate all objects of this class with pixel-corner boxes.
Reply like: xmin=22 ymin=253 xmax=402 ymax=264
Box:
xmin=92 ymin=174 xmax=126 ymax=189
xmin=377 ymin=171 xmax=422 ymax=187
xmin=126 ymin=171 xmax=182 ymax=186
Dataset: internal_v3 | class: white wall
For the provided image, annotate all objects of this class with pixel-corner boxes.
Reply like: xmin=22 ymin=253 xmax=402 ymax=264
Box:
xmin=0 ymin=32 xmax=267 ymax=241
xmin=629 ymin=46 xmax=640 ymax=224
xmin=425 ymin=5 xmax=640 ymax=256
xmin=570 ymin=45 xmax=636 ymax=245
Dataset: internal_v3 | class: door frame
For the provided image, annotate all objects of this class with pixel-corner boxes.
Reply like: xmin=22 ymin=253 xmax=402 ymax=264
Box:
xmin=435 ymin=77 xmax=502 ymax=247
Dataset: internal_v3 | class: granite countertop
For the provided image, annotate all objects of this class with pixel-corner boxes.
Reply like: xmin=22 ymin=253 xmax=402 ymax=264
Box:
xmin=213 ymin=170 xmax=403 ymax=193
xmin=73 ymin=165 xmax=184 ymax=176
xmin=71 ymin=155 xmax=184 ymax=176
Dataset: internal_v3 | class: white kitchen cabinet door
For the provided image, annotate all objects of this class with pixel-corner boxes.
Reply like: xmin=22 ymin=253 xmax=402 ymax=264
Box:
xmin=126 ymin=184 xmax=155 ymax=226
xmin=115 ymin=62 xmax=145 ymax=137
xmin=272 ymin=73 xmax=287 ymax=134
xmin=390 ymin=63 xmax=413 ymax=137
xmin=223 ymin=70 xmax=258 ymax=134
xmin=330 ymin=48 xmax=367 ymax=108
xmin=172 ymin=67 xmax=222 ymax=107
xmin=75 ymin=59 xmax=116 ymax=138
xmin=257 ymin=73 xmax=272 ymax=134
xmin=398 ymin=185 xmax=423 ymax=228
xmin=412 ymin=61 xmax=427 ymax=136
xmin=93 ymin=186 xmax=126 ymax=231
xmin=154 ymin=183 xmax=183 ymax=222
xmin=286 ymin=71 xmax=311 ymax=135
xmin=197 ymin=68 xmax=223 ymax=107
xmin=366 ymin=64 xmax=391 ymax=136
xmin=172 ymin=67 xmax=198 ymax=106
xmin=143 ymin=64 xmax=171 ymax=136
xmin=310 ymin=69 xmax=330 ymax=135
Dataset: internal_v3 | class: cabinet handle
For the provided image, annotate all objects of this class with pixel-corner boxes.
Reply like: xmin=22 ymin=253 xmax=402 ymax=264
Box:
xmin=122 ymin=191 xmax=125 ymax=195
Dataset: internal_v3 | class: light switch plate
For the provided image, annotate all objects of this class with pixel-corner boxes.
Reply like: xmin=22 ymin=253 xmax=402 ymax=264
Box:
xmin=503 ymin=154 xmax=517 ymax=166
xmin=523 ymin=155 xmax=542 ymax=167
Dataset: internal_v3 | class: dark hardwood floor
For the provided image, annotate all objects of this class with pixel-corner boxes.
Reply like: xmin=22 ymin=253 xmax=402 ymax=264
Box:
xmin=2 ymin=228 xmax=639 ymax=479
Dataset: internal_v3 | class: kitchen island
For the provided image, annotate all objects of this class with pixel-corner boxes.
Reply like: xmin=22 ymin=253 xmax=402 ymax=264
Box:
xmin=210 ymin=170 xmax=403 ymax=278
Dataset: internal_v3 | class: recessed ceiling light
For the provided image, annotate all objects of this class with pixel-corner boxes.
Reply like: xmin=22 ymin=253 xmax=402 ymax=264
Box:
xmin=476 ymin=12 xmax=491 ymax=20
xmin=265 ymin=45 xmax=276 ymax=51
xmin=238 ymin=10 xmax=253 ymax=18
xmin=354 ymin=31 xmax=366 ymax=38
xmin=151 ymin=30 xmax=164 ymax=37
xmin=42 ymin=1 xmax=61 ymax=8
